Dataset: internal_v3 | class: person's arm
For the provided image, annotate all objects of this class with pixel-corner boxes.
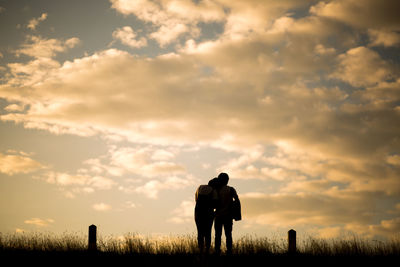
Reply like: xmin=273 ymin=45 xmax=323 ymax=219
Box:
xmin=230 ymin=187 xmax=241 ymax=221
xmin=231 ymin=187 xmax=239 ymax=202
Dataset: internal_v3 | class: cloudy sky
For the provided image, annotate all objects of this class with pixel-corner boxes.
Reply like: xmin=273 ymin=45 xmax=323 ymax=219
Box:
xmin=1 ymin=0 xmax=400 ymax=240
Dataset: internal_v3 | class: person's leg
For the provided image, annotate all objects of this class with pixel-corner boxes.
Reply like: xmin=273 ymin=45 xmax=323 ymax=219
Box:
xmin=204 ymin=216 xmax=213 ymax=253
xmin=214 ymin=217 xmax=222 ymax=254
xmin=196 ymin=218 xmax=206 ymax=252
xmin=224 ymin=218 xmax=233 ymax=254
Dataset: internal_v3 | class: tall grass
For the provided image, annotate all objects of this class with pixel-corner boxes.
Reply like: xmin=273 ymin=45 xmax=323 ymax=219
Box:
xmin=98 ymin=233 xmax=198 ymax=255
xmin=300 ymin=236 xmax=400 ymax=256
xmin=0 ymin=231 xmax=86 ymax=252
xmin=1 ymin=231 xmax=399 ymax=257
xmin=233 ymin=235 xmax=286 ymax=255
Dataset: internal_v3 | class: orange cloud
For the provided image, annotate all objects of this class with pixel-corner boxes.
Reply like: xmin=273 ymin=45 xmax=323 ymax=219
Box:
xmin=0 ymin=151 xmax=45 ymax=175
xmin=92 ymin=203 xmax=112 ymax=211
xmin=112 ymin=26 xmax=147 ymax=48
xmin=27 ymin=13 xmax=48 ymax=30
xmin=24 ymin=218 xmax=54 ymax=227
xmin=110 ymin=0 xmax=225 ymax=46
xmin=0 ymin=0 xmax=399 ymax=239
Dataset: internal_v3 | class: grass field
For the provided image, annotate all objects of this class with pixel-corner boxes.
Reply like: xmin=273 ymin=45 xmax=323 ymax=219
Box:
xmin=1 ymin=232 xmax=399 ymax=266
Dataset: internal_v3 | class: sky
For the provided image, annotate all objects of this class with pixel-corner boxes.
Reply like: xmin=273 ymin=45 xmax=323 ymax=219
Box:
xmin=0 ymin=0 xmax=400 ymax=241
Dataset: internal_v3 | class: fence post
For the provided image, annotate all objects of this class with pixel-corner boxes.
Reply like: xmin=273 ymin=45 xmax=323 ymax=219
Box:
xmin=288 ymin=229 xmax=296 ymax=254
xmin=88 ymin=224 xmax=97 ymax=252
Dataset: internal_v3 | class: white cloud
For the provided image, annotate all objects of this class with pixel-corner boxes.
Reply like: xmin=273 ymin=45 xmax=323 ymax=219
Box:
xmin=112 ymin=26 xmax=147 ymax=48
xmin=15 ymin=35 xmax=80 ymax=59
xmin=4 ymin=35 xmax=79 ymax=89
xmin=107 ymin=146 xmax=185 ymax=178
xmin=0 ymin=151 xmax=45 ymax=175
xmin=151 ymin=149 xmax=175 ymax=161
xmin=111 ymin=0 xmax=225 ymax=22
xmin=24 ymin=218 xmax=54 ymax=227
xmin=310 ymin=0 xmax=400 ymax=30
xmin=110 ymin=0 xmax=225 ymax=46
xmin=314 ymin=44 xmax=336 ymax=56
xmin=27 ymin=13 xmax=48 ymax=30
xmin=346 ymin=218 xmax=400 ymax=239
xmin=44 ymin=172 xmax=89 ymax=186
xmin=217 ymin=146 xmax=307 ymax=181
xmin=240 ymin=191 xmax=400 ymax=238
xmin=168 ymin=199 xmax=194 ymax=224
xmin=6 ymin=57 xmax=61 ymax=88
xmin=150 ymin=23 xmax=190 ymax=47
xmin=39 ymin=171 xmax=117 ymax=197
xmin=1 ymin=39 xmax=398 ymax=195
xmin=1 ymin=1 xmax=400 ymax=239
xmin=65 ymin=37 xmax=80 ymax=48
xmin=133 ymin=175 xmax=195 ymax=199
xmin=331 ymin=46 xmax=394 ymax=87
xmin=74 ymin=145 xmax=194 ymax=199
xmin=58 ymin=186 xmax=95 ymax=199
xmin=90 ymin=176 xmax=117 ymax=190
xmin=27 ymin=143 xmax=193 ymax=199
xmin=93 ymin=203 xmax=112 ymax=211
xmin=4 ymin=103 xmax=25 ymax=112
xmin=212 ymin=0 xmax=315 ymax=41
xmin=368 ymin=29 xmax=400 ymax=47
xmin=0 ymin=45 xmax=343 ymax=149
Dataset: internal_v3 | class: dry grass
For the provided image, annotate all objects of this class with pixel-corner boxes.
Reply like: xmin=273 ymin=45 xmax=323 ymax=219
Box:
xmin=300 ymin=236 xmax=400 ymax=256
xmin=1 ymin=232 xmax=399 ymax=267
xmin=98 ymin=233 xmax=198 ymax=255
xmin=1 ymin=231 xmax=399 ymax=257
xmin=0 ymin=231 xmax=86 ymax=252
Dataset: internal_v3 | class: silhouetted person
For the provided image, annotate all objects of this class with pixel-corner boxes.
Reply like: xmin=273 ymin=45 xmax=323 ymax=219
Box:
xmin=195 ymin=178 xmax=219 ymax=254
xmin=214 ymin=172 xmax=240 ymax=255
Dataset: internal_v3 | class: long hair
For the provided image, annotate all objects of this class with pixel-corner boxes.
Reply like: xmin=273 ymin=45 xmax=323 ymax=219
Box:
xmin=208 ymin=177 xmax=219 ymax=188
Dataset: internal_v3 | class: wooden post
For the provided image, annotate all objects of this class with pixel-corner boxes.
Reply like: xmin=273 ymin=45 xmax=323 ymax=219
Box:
xmin=288 ymin=229 xmax=296 ymax=254
xmin=88 ymin=224 xmax=97 ymax=251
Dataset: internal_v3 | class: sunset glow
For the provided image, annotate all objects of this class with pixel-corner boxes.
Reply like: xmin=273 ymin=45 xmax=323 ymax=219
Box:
xmin=1 ymin=0 xmax=399 ymax=240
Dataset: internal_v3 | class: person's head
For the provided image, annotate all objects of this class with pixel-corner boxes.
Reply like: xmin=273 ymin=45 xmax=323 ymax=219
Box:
xmin=218 ymin=172 xmax=229 ymax=186
xmin=208 ymin=177 xmax=219 ymax=188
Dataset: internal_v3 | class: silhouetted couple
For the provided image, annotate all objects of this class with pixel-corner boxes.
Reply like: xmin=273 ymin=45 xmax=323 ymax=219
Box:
xmin=194 ymin=172 xmax=241 ymax=255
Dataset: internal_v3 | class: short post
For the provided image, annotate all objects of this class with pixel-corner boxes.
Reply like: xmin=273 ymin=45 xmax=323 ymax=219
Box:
xmin=88 ymin=224 xmax=97 ymax=252
xmin=288 ymin=229 xmax=296 ymax=254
